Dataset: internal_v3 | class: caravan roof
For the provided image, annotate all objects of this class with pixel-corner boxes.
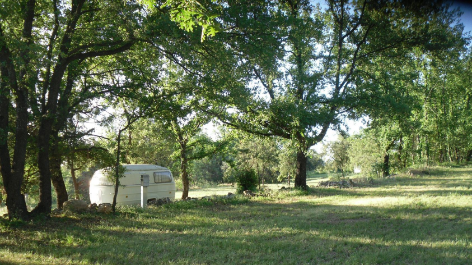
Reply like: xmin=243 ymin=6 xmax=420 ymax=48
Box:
xmin=121 ymin=164 xmax=168 ymax=171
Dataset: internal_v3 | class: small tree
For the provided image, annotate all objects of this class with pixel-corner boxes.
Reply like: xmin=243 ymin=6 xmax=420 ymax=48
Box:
xmin=235 ymin=169 xmax=258 ymax=194
xmin=325 ymin=135 xmax=351 ymax=177
xmin=102 ymin=99 xmax=146 ymax=212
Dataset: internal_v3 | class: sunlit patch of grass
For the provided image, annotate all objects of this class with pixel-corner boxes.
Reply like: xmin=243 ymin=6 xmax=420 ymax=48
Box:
xmin=176 ymin=184 xmax=236 ymax=198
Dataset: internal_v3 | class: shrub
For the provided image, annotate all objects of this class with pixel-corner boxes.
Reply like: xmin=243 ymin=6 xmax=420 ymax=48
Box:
xmin=235 ymin=169 xmax=258 ymax=194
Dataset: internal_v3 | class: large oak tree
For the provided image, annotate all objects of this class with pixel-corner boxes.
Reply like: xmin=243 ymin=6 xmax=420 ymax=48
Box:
xmin=213 ymin=0 xmax=463 ymax=188
xmin=0 ymin=0 xmax=143 ymax=219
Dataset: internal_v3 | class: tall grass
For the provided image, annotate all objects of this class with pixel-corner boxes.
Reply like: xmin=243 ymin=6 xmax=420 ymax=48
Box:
xmin=1 ymin=167 xmax=471 ymax=264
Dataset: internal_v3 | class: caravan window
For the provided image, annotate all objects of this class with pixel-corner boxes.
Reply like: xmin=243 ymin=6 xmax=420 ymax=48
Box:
xmin=153 ymin=171 xmax=172 ymax=183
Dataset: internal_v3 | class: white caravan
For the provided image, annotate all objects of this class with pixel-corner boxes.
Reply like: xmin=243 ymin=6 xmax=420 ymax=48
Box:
xmin=89 ymin=164 xmax=176 ymax=205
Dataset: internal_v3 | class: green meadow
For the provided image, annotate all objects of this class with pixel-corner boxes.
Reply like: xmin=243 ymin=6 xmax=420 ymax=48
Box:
xmin=1 ymin=167 xmax=471 ymax=264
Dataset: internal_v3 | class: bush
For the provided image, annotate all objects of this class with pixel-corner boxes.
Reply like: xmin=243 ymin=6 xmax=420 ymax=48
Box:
xmin=235 ymin=169 xmax=258 ymax=194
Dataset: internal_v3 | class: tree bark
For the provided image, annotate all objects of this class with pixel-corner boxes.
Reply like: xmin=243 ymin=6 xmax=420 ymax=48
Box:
xmin=382 ymin=154 xmax=390 ymax=178
xmin=294 ymin=149 xmax=307 ymax=189
xmin=5 ymin=77 xmax=31 ymax=220
xmin=0 ymin=11 xmax=33 ymax=220
xmin=382 ymin=139 xmax=396 ymax=177
xmin=398 ymin=136 xmax=405 ymax=169
xmin=0 ymin=83 xmax=29 ymax=218
xmin=33 ymin=0 xmax=86 ymax=216
xmin=180 ymin=141 xmax=190 ymax=200
xmin=69 ymin=159 xmax=81 ymax=200
xmin=466 ymin=150 xmax=472 ymax=162
xmin=0 ymin=58 xmax=30 ymax=219
xmin=47 ymin=67 xmax=77 ymax=208
xmin=50 ymin=137 xmax=68 ymax=209
xmin=112 ymin=130 xmax=123 ymax=213
xmin=33 ymin=115 xmax=54 ymax=216
xmin=34 ymin=58 xmax=73 ymax=217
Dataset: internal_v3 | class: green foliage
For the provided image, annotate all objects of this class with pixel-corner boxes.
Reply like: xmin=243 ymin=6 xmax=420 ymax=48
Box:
xmin=235 ymin=169 xmax=258 ymax=194
xmin=209 ymin=0 xmax=465 ymax=188
xmin=164 ymin=0 xmax=221 ymax=41
xmin=140 ymin=0 xmax=221 ymax=41
xmin=307 ymin=151 xmax=325 ymax=172
xmin=0 ymin=0 xmax=468 ymax=221
xmin=113 ymin=118 xmax=176 ymax=169
xmin=348 ymin=131 xmax=384 ymax=176
xmin=277 ymin=140 xmax=297 ymax=182
xmin=408 ymin=50 xmax=472 ymax=165
xmin=223 ymin=133 xmax=280 ymax=184
xmin=221 ymin=161 xmax=237 ymax=184
xmin=324 ymin=135 xmax=351 ymax=176
xmin=370 ymin=162 xmax=384 ymax=178
xmin=103 ymin=165 xmax=126 ymax=185
xmin=191 ymin=154 xmax=224 ymax=184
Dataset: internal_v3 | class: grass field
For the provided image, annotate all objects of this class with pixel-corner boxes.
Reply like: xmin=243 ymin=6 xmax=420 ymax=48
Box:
xmin=175 ymin=172 xmax=328 ymax=198
xmin=1 ymin=167 xmax=471 ymax=264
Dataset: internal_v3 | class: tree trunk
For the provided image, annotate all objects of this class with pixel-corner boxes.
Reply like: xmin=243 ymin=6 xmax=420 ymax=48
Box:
xmin=31 ymin=69 xmax=68 ymax=216
xmin=0 ymin=69 xmax=28 ymax=219
xmin=7 ymin=97 xmax=32 ymax=219
xmin=439 ymin=148 xmax=445 ymax=163
xmin=382 ymin=140 xmax=396 ymax=178
xmin=0 ymin=1 xmax=35 ymax=220
xmin=4 ymin=188 xmax=28 ymax=220
xmin=50 ymin=133 xmax=68 ymax=209
xmin=51 ymin=164 xmax=68 ymax=209
xmin=398 ymin=137 xmax=405 ymax=169
xmin=257 ymin=165 xmax=261 ymax=190
xmin=447 ymin=145 xmax=453 ymax=163
xmin=0 ymin=67 xmax=30 ymax=220
xmin=466 ymin=150 xmax=472 ymax=162
xmin=69 ymin=159 xmax=81 ymax=200
xmin=112 ymin=130 xmax=123 ymax=213
xmin=125 ymin=127 xmax=132 ymax=163
xmin=382 ymin=154 xmax=390 ymax=178
xmin=180 ymin=141 xmax=190 ymax=200
xmin=32 ymin=0 xmax=87 ymax=216
xmin=294 ymin=149 xmax=307 ymax=189
xmin=51 ymin=161 xmax=68 ymax=209
xmin=47 ymin=68 xmax=78 ymax=208
xmin=33 ymin=61 xmax=71 ymax=216
xmin=33 ymin=117 xmax=53 ymax=216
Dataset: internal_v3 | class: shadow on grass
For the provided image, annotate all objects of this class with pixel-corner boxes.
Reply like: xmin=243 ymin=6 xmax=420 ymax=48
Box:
xmin=2 ymin=198 xmax=471 ymax=265
xmin=1 ymin=169 xmax=472 ymax=264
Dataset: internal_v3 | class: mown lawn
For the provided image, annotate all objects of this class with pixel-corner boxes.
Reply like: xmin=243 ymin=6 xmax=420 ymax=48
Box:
xmin=1 ymin=167 xmax=471 ymax=264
